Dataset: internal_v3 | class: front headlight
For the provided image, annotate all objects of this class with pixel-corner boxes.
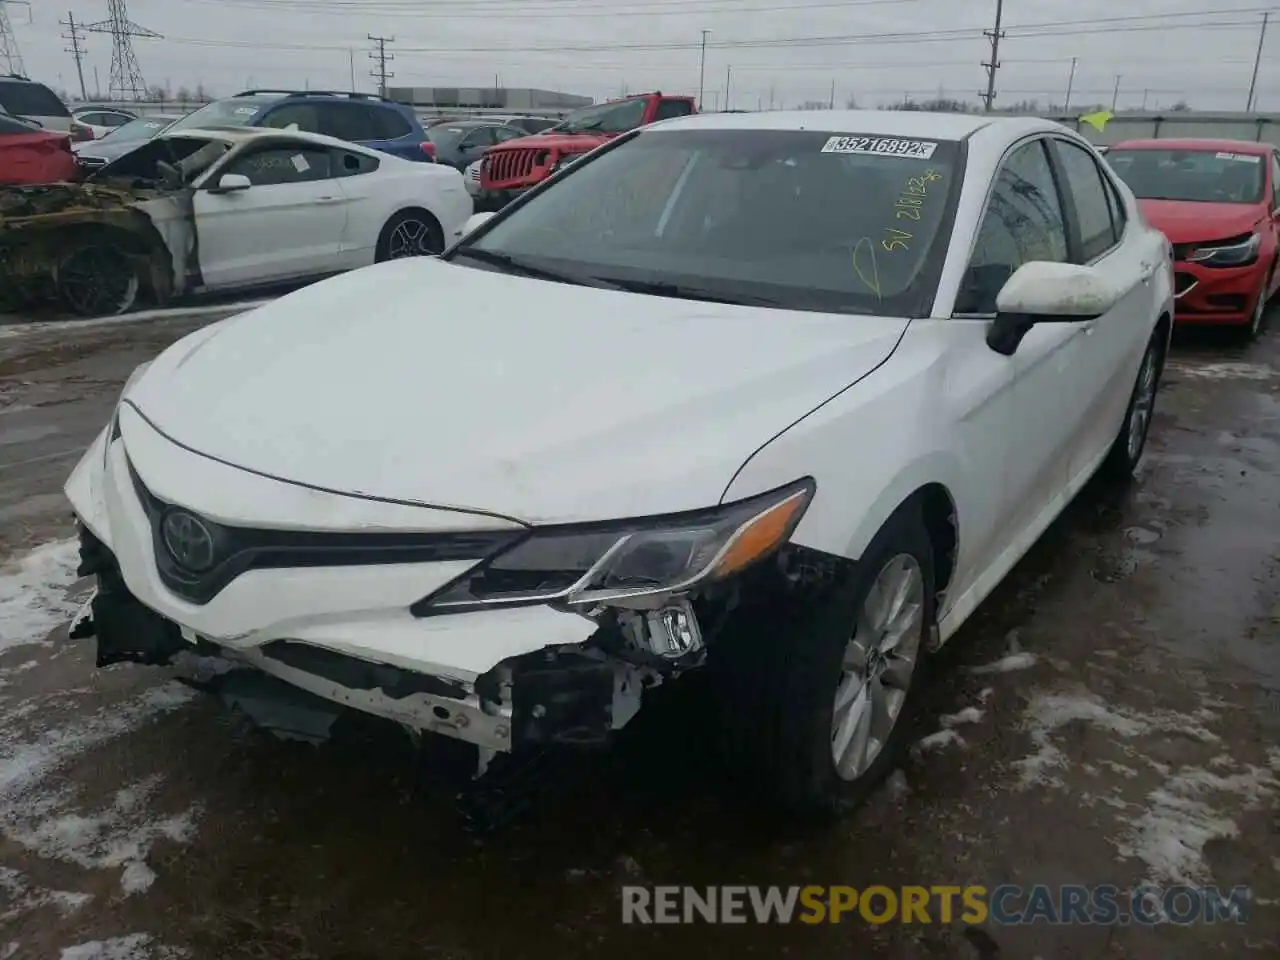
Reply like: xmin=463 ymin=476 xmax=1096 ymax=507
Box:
xmin=416 ymin=479 xmax=814 ymax=613
xmin=1187 ymin=232 xmax=1260 ymax=267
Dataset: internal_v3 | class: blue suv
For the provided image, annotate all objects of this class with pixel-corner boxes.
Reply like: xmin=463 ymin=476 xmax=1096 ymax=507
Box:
xmin=165 ymin=90 xmax=433 ymax=161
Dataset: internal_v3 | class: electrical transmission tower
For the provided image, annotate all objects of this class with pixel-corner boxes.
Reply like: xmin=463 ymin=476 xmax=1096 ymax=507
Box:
xmin=980 ymin=0 xmax=1005 ymax=113
xmin=84 ymin=0 xmax=161 ymax=101
xmin=0 ymin=0 xmax=30 ymax=76
xmin=62 ymin=11 xmax=89 ymax=101
xmin=369 ymin=34 xmax=394 ymax=97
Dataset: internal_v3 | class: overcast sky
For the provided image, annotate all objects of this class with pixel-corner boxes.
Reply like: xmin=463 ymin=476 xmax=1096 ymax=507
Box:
xmin=7 ymin=0 xmax=1278 ymax=111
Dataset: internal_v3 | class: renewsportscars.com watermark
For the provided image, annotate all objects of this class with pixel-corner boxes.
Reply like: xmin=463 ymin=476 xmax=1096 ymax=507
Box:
xmin=621 ymin=885 xmax=1253 ymax=926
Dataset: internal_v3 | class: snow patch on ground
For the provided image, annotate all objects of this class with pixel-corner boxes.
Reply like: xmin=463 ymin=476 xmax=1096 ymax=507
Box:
xmin=0 ymin=866 xmax=92 ymax=921
xmin=941 ymin=707 xmax=985 ymax=728
xmin=7 ymin=775 xmax=198 ymax=896
xmin=59 ymin=934 xmax=188 ymax=960
xmin=1012 ymin=688 xmax=1218 ymax=789
xmin=0 ymin=539 xmax=82 ymax=654
xmin=916 ymin=729 xmax=966 ymax=752
xmin=967 ymin=652 xmax=1038 ymax=675
xmin=1115 ymin=760 xmax=1280 ymax=886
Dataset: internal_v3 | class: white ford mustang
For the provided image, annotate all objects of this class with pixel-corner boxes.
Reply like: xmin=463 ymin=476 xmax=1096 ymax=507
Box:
xmin=65 ymin=110 xmax=1174 ymax=816
xmin=62 ymin=126 xmax=472 ymax=314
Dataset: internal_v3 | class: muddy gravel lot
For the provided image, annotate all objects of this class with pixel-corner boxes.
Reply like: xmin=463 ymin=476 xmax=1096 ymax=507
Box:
xmin=0 ymin=306 xmax=1277 ymax=959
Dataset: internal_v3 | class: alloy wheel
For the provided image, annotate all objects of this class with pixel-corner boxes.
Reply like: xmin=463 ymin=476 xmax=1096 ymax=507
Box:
xmin=1126 ymin=345 xmax=1159 ymax=462
xmin=387 ymin=218 xmax=440 ymax=259
xmin=831 ymin=553 xmax=925 ymax=782
xmin=56 ymin=245 xmax=139 ymax=317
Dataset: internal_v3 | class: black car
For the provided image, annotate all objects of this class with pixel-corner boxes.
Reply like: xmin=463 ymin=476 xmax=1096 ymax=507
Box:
xmin=424 ymin=120 xmax=526 ymax=170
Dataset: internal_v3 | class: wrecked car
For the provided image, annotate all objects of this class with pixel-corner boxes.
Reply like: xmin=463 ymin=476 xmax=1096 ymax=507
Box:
xmin=66 ymin=111 xmax=1172 ymax=818
xmin=1 ymin=126 xmax=472 ymax=316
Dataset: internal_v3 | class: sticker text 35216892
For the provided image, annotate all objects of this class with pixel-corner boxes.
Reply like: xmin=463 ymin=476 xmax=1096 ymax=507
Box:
xmin=821 ymin=136 xmax=938 ymax=160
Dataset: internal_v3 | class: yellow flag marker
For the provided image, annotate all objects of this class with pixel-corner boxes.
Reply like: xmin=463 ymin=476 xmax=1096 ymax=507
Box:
xmin=1079 ymin=110 xmax=1114 ymax=133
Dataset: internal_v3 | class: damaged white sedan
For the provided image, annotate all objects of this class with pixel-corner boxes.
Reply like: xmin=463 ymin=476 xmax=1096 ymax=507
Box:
xmin=65 ymin=110 xmax=1173 ymax=817
xmin=1 ymin=126 xmax=471 ymax=316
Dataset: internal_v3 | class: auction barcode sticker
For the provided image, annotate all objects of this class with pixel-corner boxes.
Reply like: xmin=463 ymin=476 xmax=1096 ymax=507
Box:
xmin=821 ymin=136 xmax=938 ymax=160
xmin=1216 ymin=151 xmax=1261 ymax=162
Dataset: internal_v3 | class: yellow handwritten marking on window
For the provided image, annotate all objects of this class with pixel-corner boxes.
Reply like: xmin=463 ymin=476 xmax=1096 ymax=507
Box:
xmin=885 ymin=168 xmax=943 ymax=248
xmin=853 ymin=237 xmax=883 ymax=298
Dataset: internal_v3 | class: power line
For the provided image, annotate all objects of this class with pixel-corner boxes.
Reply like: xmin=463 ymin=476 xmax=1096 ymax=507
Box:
xmin=83 ymin=0 xmax=162 ymax=100
xmin=369 ymin=34 xmax=394 ymax=96
xmin=0 ymin=0 xmax=29 ymax=76
xmin=61 ymin=10 xmax=89 ymax=102
xmin=981 ymin=0 xmax=1004 ymax=112
xmin=174 ymin=0 xmax=919 ymax=17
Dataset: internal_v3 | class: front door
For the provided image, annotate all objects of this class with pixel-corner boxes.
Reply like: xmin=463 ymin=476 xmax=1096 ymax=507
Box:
xmin=193 ymin=143 xmax=348 ymax=289
xmin=954 ymin=137 xmax=1081 ymax=544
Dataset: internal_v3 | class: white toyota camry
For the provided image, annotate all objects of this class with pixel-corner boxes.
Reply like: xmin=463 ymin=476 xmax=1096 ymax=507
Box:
xmin=65 ymin=110 xmax=1174 ymax=816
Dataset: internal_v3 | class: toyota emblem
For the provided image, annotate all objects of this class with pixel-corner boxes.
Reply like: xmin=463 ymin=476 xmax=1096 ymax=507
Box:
xmin=161 ymin=510 xmax=217 ymax=572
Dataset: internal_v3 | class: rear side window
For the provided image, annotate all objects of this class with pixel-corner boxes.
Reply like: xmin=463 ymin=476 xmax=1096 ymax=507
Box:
xmin=370 ymin=106 xmax=413 ymax=140
xmin=654 ymin=99 xmax=694 ymax=121
xmin=0 ymin=81 xmax=70 ymax=117
xmin=318 ymin=103 xmax=380 ymax=142
xmin=226 ymin=146 xmax=333 ymax=185
xmin=1054 ymin=140 xmax=1120 ymax=261
xmin=260 ymin=103 xmax=322 ymax=133
xmin=334 ymin=149 xmax=380 ymax=176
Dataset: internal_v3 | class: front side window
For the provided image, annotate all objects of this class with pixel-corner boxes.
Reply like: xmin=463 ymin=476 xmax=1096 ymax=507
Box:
xmin=224 ymin=146 xmax=332 ymax=186
xmin=1106 ymin=148 xmax=1266 ymax=204
xmin=453 ymin=128 xmax=963 ymax=317
xmin=1271 ymin=153 xmax=1280 ymax=210
xmin=957 ymin=140 xmax=1068 ymax=314
xmin=1054 ymin=140 xmax=1120 ymax=261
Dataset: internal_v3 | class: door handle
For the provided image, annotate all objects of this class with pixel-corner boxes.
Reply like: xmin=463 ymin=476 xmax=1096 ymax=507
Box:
xmin=315 ymin=195 xmax=342 ymax=203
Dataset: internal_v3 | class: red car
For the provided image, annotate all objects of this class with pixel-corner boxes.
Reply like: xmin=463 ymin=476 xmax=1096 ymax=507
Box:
xmin=0 ymin=112 xmax=79 ymax=185
xmin=1106 ymin=138 xmax=1279 ymax=339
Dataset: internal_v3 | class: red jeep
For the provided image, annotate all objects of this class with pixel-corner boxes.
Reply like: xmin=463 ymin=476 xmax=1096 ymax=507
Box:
xmin=478 ymin=91 xmax=696 ymax=207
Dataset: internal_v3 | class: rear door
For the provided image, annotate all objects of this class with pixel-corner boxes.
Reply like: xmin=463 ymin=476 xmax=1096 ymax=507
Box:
xmin=192 ymin=142 xmax=348 ymax=288
xmin=1047 ymin=137 xmax=1160 ymax=483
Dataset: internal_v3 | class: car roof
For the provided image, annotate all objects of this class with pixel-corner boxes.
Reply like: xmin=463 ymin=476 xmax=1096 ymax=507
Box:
xmin=650 ymin=109 xmax=1035 ymax=140
xmin=1109 ymin=137 xmax=1271 ymax=154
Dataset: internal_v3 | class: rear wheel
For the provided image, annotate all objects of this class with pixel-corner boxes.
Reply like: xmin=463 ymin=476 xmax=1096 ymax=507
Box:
xmin=713 ymin=505 xmax=934 ymax=817
xmin=1100 ymin=327 xmax=1164 ymax=482
xmin=376 ymin=210 xmax=445 ymax=262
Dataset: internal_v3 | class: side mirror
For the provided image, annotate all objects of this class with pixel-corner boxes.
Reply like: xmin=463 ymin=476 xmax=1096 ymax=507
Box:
xmin=986 ymin=261 xmax=1119 ymax=356
xmin=210 ymin=172 xmax=251 ymax=194
xmin=462 ymin=211 xmax=495 ymax=235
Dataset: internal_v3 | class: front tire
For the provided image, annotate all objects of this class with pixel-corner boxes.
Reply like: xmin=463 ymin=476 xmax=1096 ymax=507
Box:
xmin=1099 ymin=327 xmax=1164 ymax=482
xmin=55 ymin=244 xmax=140 ymax=317
xmin=713 ymin=505 xmax=935 ymax=817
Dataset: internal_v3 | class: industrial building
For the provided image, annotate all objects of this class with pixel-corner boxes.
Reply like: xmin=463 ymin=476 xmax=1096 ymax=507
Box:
xmin=386 ymin=86 xmax=592 ymax=116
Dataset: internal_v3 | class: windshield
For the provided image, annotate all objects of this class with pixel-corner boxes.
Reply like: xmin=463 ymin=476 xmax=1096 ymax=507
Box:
xmin=552 ymin=98 xmax=647 ymax=135
xmin=454 ymin=129 xmax=962 ymax=316
xmin=103 ymin=116 xmax=174 ymax=142
xmin=1107 ymin=148 xmax=1266 ymax=204
xmin=168 ymin=98 xmax=270 ymax=133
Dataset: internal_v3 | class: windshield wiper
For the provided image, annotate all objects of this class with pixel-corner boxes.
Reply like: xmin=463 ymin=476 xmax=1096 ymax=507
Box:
xmin=451 ymin=248 xmax=622 ymax=289
xmin=588 ymin=277 xmax=785 ymax=307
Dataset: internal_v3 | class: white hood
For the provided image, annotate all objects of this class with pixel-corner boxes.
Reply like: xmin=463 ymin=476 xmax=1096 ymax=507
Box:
xmin=128 ymin=259 xmax=906 ymax=524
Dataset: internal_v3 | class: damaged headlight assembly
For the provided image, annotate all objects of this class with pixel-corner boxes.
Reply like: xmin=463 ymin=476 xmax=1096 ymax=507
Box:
xmin=414 ymin=479 xmax=815 ymax=619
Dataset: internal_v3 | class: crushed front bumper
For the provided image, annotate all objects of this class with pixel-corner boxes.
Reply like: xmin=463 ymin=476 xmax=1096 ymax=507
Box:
xmin=64 ymin=413 xmax=644 ymax=754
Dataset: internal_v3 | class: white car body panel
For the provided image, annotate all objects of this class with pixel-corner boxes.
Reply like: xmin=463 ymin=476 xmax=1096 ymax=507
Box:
xmin=66 ymin=109 xmax=1173 ymax=747
xmin=125 ymin=257 xmax=909 ymax=523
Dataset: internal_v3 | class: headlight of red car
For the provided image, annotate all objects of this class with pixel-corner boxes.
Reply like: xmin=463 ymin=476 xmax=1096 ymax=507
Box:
xmin=1186 ymin=232 xmax=1260 ymax=267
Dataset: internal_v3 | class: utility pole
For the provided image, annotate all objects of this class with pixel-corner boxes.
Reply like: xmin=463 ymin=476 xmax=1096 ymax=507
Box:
xmin=1111 ymin=74 xmax=1121 ymax=111
xmin=84 ymin=1 xmax=161 ymax=101
xmin=93 ymin=64 xmax=100 ymax=97
xmin=829 ymin=78 xmax=836 ymax=109
xmin=1141 ymin=88 xmax=1149 ymax=110
xmin=980 ymin=0 xmax=1004 ymax=112
xmin=348 ymin=48 xmax=355 ymax=91
xmin=725 ymin=65 xmax=731 ymax=111
xmin=368 ymin=34 xmax=394 ymax=98
xmin=698 ymin=29 xmax=710 ymax=111
xmin=768 ymin=82 xmax=775 ymax=110
xmin=1248 ymin=11 xmax=1270 ymax=111
xmin=0 ymin=0 xmax=30 ymax=76
xmin=1064 ymin=56 xmax=1077 ymax=112
xmin=62 ymin=11 xmax=89 ymax=101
